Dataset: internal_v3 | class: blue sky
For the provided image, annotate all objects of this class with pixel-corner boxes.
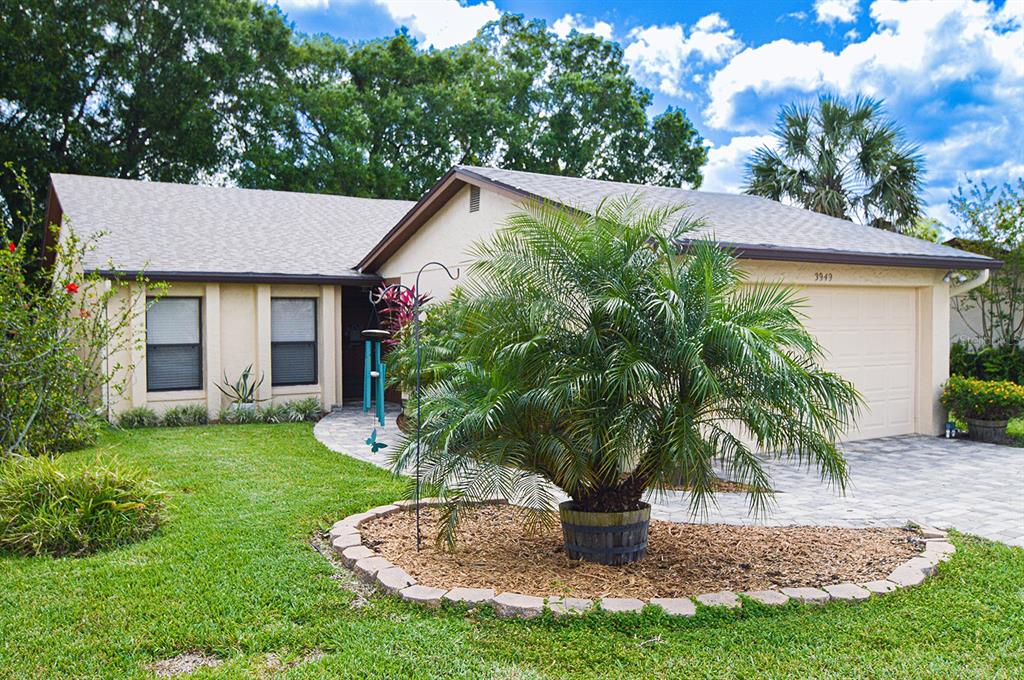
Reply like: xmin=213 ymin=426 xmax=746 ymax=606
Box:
xmin=272 ymin=0 xmax=1024 ymax=228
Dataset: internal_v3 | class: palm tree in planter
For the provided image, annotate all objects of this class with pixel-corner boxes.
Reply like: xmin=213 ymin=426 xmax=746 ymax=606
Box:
xmin=391 ymin=198 xmax=861 ymax=565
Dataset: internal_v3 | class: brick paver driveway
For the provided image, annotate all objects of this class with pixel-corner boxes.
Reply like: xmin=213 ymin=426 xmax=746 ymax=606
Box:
xmin=315 ymin=407 xmax=1024 ymax=547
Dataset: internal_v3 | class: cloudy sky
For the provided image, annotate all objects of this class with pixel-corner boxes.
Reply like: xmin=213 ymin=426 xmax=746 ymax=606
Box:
xmin=272 ymin=0 xmax=1023 ymax=228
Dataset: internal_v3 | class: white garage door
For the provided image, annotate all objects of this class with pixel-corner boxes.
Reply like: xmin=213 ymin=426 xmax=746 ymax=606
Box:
xmin=800 ymin=286 xmax=917 ymax=441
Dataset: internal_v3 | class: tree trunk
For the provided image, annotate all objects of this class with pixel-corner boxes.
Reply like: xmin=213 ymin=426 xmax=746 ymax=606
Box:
xmin=571 ymin=474 xmax=648 ymax=513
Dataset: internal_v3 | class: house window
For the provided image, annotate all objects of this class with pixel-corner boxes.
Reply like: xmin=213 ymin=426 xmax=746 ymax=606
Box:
xmin=146 ymin=297 xmax=202 ymax=392
xmin=271 ymin=298 xmax=317 ymax=386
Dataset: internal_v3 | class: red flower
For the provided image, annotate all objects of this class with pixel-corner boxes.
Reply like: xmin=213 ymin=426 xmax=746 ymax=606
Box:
xmin=65 ymin=282 xmax=79 ymax=294
xmin=6 ymin=242 xmax=14 ymax=253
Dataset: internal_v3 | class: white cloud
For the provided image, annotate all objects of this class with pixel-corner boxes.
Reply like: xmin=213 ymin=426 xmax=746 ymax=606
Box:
xmin=275 ymin=0 xmax=329 ymax=9
xmin=814 ymin=0 xmax=860 ymax=25
xmin=700 ymin=0 xmax=1022 ymax=223
xmin=705 ymin=0 xmax=1024 ymax=130
xmin=374 ymin=0 xmax=500 ymax=49
xmin=551 ymin=14 xmax=614 ymax=40
xmin=700 ymin=135 xmax=775 ymax=193
xmin=624 ymin=13 xmax=743 ymax=97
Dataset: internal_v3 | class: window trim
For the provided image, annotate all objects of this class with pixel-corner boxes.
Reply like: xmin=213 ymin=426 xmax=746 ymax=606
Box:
xmin=146 ymin=296 xmax=203 ymax=393
xmin=271 ymin=297 xmax=318 ymax=387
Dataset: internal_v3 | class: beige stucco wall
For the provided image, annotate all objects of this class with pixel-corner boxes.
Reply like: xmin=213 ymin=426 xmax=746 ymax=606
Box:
xmin=377 ymin=184 xmax=953 ymax=438
xmin=378 ymin=185 xmax=520 ymax=295
xmin=106 ymin=281 xmax=346 ymax=420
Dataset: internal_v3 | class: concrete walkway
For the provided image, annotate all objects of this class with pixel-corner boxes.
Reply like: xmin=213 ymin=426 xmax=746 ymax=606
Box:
xmin=314 ymin=405 xmax=1024 ymax=547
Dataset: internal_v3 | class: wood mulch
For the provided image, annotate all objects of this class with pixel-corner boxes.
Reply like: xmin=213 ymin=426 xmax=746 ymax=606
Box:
xmin=668 ymin=478 xmax=758 ymax=493
xmin=360 ymin=505 xmax=922 ymax=600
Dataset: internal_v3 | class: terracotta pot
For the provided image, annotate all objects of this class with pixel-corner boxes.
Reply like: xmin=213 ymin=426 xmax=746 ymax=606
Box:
xmin=559 ymin=501 xmax=650 ymax=566
xmin=966 ymin=417 xmax=1012 ymax=445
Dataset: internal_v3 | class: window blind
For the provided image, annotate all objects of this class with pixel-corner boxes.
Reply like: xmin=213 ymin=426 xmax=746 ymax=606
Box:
xmin=271 ymin=298 xmax=317 ymax=385
xmin=146 ymin=297 xmax=202 ymax=391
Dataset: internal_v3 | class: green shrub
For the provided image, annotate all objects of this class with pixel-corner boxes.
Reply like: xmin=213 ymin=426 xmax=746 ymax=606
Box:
xmin=1 ymin=166 xmax=163 ymax=457
xmin=950 ymin=341 xmax=1024 ymax=384
xmin=941 ymin=375 xmax=1024 ymax=421
xmin=118 ymin=407 xmax=160 ymax=429
xmin=284 ymin=397 xmax=323 ymax=422
xmin=218 ymin=405 xmax=260 ymax=424
xmin=216 ymin=399 xmax=322 ymax=424
xmin=0 ymin=456 xmax=166 ymax=557
xmin=257 ymin=404 xmax=292 ymax=423
xmin=161 ymin=404 xmax=208 ymax=427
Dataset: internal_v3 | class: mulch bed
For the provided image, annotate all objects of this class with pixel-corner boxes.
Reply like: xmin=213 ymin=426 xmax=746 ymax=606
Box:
xmin=360 ymin=505 xmax=922 ymax=599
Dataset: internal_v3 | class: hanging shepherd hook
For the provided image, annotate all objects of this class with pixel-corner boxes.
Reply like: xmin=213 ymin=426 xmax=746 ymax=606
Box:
xmin=371 ymin=261 xmax=459 ymax=551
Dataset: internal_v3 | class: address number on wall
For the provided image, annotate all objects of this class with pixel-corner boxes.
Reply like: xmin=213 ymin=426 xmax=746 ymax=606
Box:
xmin=814 ymin=272 xmax=833 ymax=282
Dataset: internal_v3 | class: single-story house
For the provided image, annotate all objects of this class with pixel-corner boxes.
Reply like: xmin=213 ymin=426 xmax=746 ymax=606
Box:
xmin=47 ymin=166 xmax=999 ymax=441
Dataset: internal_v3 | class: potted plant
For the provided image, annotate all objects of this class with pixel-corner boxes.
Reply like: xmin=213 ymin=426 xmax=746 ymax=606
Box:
xmin=374 ymin=284 xmax=432 ymax=433
xmin=215 ymin=365 xmax=265 ymax=413
xmin=941 ymin=375 xmax=1024 ymax=445
xmin=391 ymin=198 xmax=861 ymax=565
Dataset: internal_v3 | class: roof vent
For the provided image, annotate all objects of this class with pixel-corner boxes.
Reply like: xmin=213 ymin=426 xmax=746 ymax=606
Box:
xmin=469 ymin=185 xmax=480 ymax=213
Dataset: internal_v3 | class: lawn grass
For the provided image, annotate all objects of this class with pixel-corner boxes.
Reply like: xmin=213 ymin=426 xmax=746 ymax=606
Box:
xmin=1 ymin=424 xmax=1022 ymax=679
xmin=1008 ymin=416 xmax=1023 ymax=443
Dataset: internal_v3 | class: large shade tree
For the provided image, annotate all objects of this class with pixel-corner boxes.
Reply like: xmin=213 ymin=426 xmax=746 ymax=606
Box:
xmin=0 ymin=0 xmax=292 ymax=253
xmin=744 ymin=95 xmax=924 ymax=233
xmin=392 ymin=199 xmax=861 ymax=549
xmin=234 ymin=16 xmax=708 ymax=199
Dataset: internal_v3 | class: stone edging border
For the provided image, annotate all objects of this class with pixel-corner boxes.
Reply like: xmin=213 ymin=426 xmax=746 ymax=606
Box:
xmin=326 ymin=500 xmax=955 ymax=619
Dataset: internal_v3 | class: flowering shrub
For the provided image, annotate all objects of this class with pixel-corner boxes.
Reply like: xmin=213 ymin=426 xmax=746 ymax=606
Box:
xmin=374 ymin=284 xmax=431 ymax=347
xmin=941 ymin=375 xmax=1024 ymax=421
xmin=1 ymin=165 xmax=162 ymax=456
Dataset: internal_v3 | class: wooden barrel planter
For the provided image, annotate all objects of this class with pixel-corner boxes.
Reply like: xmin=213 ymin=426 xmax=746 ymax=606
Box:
xmin=559 ymin=501 xmax=650 ymax=566
xmin=967 ymin=418 xmax=1012 ymax=445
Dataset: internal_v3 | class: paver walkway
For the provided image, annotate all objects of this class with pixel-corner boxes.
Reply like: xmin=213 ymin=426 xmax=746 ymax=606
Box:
xmin=314 ymin=405 xmax=1024 ymax=547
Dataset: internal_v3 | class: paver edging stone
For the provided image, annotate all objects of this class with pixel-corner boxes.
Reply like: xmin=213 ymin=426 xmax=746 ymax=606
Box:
xmin=326 ymin=504 xmax=948 ymax=618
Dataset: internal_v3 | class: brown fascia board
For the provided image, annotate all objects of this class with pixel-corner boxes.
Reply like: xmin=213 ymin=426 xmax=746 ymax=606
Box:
xmin=686 ymin=240 xmax=1002 ymax=271
xmin=92 ymin=269 xmax=383 ymax=285
xmin=358 ymin=166 xmax=1002 ymax=273
xmin=41 ymin=178 xmax=62 ymax=269
xmin=356 ymin=168 xmax=463 ymax=272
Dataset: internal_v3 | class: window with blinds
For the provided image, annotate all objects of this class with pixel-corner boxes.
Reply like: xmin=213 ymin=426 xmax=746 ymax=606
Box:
xmin=271 ymin=298 xmax=317 ymax=386
xmin=146 ymin=297 xmax=202 ymax=392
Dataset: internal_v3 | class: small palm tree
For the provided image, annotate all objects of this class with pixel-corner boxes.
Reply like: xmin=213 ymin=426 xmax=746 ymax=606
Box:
xmin=392 ymin=198 xmax=861 ymax=559
xmin=744 ymin=95 xmax=924 ymax=233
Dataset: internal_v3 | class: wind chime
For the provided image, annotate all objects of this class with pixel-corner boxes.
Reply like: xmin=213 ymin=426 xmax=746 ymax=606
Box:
xmin=366 ymin=261 xmax=459 ymax=551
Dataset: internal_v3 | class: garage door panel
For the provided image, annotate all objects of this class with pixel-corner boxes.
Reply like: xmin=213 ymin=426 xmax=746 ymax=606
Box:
xmin=800 ymin=286 xmax=917 ymax=441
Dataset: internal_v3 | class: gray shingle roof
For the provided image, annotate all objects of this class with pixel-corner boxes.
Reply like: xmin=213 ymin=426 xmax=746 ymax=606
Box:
xmin=51 ymin=174 xmax=415 ymax=281
xmin=455 ymin=166 xmax=997 ymax=269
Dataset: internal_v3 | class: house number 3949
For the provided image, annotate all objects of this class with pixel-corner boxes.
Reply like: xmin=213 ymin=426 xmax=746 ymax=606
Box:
xmin=814 ymin=272 xmax=833 ymax=282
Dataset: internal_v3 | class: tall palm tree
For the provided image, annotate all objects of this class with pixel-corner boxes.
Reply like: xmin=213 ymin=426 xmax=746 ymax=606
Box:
xmin=744 ymin=95 xmax=924 ymax=233
xmin=391 ymin=198 xmax=862 ymax=555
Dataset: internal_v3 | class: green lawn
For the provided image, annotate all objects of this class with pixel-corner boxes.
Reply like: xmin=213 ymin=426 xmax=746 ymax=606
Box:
xmin=1 ymin=425 xmax=1022 ymax=679
xmin=1009 ymin=417 xmax=1024 ymax=442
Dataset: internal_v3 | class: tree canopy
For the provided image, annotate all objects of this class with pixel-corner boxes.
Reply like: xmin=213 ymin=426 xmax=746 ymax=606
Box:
xmin=0 ymin=0 xmax=292 ymax=250
xmin=234 ymin=15 xmax=707 ymax=199
xmin=1 ymin=3 xmax=708 ymax=248
xmin=743 ymin=95 xmax=924 ymax=233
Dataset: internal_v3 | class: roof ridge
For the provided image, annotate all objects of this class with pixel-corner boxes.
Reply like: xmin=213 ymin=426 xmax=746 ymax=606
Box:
xmin=50 ymin=173 xmax=416 ymax=205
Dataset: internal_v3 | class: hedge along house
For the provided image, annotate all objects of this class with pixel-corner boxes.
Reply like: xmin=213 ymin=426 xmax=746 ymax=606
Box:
xmin=46 ymin=174 xmax=414 ymax=420
xmin=362 ymin=166 xmax=999 ymax=441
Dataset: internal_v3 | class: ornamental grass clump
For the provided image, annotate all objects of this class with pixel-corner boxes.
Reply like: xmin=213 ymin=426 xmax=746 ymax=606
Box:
xmin=161 ymin=404 xmax=209 ymax=427
xmin=392 ymin=198 xmax=862 ymax=551
xmin=0 ymin=456 xmax=166 ymax=557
